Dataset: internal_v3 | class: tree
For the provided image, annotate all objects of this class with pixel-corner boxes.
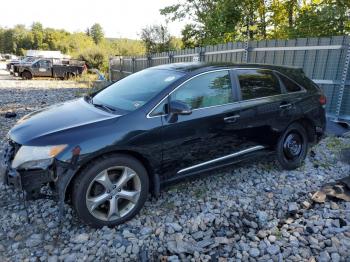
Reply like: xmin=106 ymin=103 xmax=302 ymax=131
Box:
xmin=161 ymin=0 xmax=350 ymax=43
xmin=140 ymin=25 xmax=172 ymax=54
xmin=161 ymin=0 xmax=244 ymax=44
xmin=77 ymin=47 xmax=107 ymax=71
xmin=0 ymin=23 xmax=147 ymax=73
xmin=181 ymin=24 xmax=200 ymax=48
xmin=90 ymin=23 xmax=104 ymax=44
xmin=291 ymin=0 xmax=350 ymax=38
xmin=31 ymin=22 xmax=44 ymax=49
xmin=169 ymin=37 xmax=183 ymax=50
xmin=109 ymin=38 xmax=146 ymax=56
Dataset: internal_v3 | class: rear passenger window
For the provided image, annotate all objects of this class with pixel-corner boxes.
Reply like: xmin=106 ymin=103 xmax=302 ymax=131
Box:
xmin=278 ymin=73 xmax=302 ymax=92
xmin=237 ymin=69 xmax=281 ymax=100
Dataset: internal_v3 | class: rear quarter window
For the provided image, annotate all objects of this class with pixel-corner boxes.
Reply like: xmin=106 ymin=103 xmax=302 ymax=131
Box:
xmin=277 ymin=73 xmax=302 ymax=92
xmin=286 ymin=69 xmax=319 ymax=91
xmin=237 ymin=69 xmax=281 ymax=100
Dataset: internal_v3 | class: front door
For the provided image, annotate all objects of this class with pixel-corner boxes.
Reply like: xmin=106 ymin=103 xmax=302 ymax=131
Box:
xmin=35 ymin=60 xmax=52 ymax=77
xmin=159 ymin=70 xmax=254 ymax=181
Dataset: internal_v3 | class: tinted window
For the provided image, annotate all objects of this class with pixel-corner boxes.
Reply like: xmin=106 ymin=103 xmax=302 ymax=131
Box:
xmin=171 ymin=71 xmax=233 ymax=109
xmin=38 ymin=60 xmax=51 ymax=68
xmin=151 ymin=99 xmax=168 ymax=116
xmin=93 ymin=69 xmax=184 ymax=112
xmin=237 ymin=69 xmax=281 ymax=100
xmin=278 ymin=73 xmax=302 ymax=92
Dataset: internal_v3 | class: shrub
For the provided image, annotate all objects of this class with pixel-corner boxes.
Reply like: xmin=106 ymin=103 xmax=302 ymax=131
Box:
xmin=77 ymin=47 xmax=108 ymax=73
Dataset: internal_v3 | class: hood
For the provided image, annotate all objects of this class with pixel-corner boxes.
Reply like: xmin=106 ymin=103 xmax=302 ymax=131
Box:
xmin=9 ymin=98 xmax=120 ymax=145
xmin=17 ymin=62 xmax=33 ymax=66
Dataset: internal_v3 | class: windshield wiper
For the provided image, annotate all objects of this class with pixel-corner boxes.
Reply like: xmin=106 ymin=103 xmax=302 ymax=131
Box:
xmin=84 ymin=94 xmax=116 ymax=113
xmin=92 ymin=100 xmax=116 ymax=113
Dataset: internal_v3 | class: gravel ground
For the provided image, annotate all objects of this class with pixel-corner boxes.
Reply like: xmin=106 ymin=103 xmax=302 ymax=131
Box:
xmin=0 ymin=80 xmax=350 ymax=262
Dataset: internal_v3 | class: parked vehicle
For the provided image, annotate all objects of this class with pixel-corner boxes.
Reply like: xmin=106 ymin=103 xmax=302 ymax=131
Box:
xmin=0 ymin=62 xmax=326 ymax=227
xmin=16 ymin=58 xmax=85 ymax=79
xmin=2 ymin=54 xmax=18 ymax=60
xmin=7 ymin=56 xmax=37 ymax=74
xmin=6 ymin=58 xmax=21 ymax=71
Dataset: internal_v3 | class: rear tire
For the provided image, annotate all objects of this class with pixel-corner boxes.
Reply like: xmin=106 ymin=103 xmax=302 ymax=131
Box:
xmin=276 ymin=123 xmax=308 ymax=170
xmin=72 ymin=154 xmax=149 ymax=228
xmin=65 ymin=72 xmax=75 ymax=80
xmin=21 ymin=71 xmax=32 ymax=80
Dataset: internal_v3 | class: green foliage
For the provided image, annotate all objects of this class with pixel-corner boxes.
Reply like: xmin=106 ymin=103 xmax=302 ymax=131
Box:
xmin=161 ymin=0 xmax=350 ymax=46
xmin=90 ymin=23 xmax=104 ymax=44
xmin=140 ymin=24 xmax=171 ymax=54
xmin=140 ymin=24 xmax=182 ymax=54
xmin=108 ymin=38 xmax=146 ymax=56
xmin=31 ymin=22 xmax=44 ymax=49
xmin=193 ymin=186 xmax=207 ymax=199
xmin=0 ymin=24 xmax=146 ymax=73
xmin=181 ymin=24 xmax=200 ymax=48
xmin=77 ymin=47 xmax=107 ymax=72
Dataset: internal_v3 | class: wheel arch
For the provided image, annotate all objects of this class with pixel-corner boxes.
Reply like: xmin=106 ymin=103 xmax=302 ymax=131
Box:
xmin=292 ymin=117 xmax=316 ymax=143
xmin=64 ymin=150 xmax=158 ymax=201
xmin=21 ymin=69 xmax=32 ymax=78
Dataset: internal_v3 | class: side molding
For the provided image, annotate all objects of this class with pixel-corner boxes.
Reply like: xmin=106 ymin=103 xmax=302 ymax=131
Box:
xmin=177 ymin=145 xmax=265 ymax=174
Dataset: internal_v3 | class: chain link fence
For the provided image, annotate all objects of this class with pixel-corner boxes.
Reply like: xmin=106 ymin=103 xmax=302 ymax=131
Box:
xmin=109 ymin=35 xmax=350 ymax=123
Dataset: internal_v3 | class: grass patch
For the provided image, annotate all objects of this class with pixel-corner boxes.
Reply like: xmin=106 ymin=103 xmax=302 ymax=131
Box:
xmin=193 ymin=187 xmax=207 ymax=199
xmin=74 ymin=72 xmax=99 ymax=82
xmin=326 ymin=136 xmax=343 ymax=152
xmin=272 ymin=228 xmax=283 ymax=239
xmin=163 ymin=200 xmax=175 ymax=210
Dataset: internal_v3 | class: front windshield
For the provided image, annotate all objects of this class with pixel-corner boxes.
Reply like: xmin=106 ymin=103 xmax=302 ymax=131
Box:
xmin=21 ymin=57 xmax=34 ymax=63
xmin=93 ymin=69 xmax=184 ymax=111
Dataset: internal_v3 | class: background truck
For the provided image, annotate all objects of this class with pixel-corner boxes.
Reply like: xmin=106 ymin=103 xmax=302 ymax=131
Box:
xmin=7 ymin=56 xmax=37 ymax=74
xmin=17 ymin=58 xmax=85 ymax=80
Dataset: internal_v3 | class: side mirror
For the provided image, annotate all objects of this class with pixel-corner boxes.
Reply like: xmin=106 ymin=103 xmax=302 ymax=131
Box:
xmin=169 ymin=100 xmax=192 ymax=115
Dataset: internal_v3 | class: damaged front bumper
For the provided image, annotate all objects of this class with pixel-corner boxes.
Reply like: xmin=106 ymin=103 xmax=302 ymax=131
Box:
xmin=1 ymin=158 xmax=60 ymax=200
xmin=0 ymin=139 xmax=79 ymax=200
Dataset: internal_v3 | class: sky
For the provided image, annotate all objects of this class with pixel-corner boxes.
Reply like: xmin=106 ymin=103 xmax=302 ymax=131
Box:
xmin=0 ymin=0 xmax=187 ymax=39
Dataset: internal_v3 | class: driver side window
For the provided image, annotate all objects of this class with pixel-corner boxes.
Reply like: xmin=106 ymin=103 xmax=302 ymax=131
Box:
xmin=39 ymin=60 xmax=51 ymax=68
xmin=170 ymin=70 xmax=233 ymax=110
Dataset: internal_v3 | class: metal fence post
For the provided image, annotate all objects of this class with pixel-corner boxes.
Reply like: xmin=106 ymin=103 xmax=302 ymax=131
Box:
xmin=147 ymin=55 xmax=152 ymax=68
xmin=119 ymin=57 xmax=123 ymax=73
xmin=132 ymin=57 xmax=136 ymax=73
xmin=335 ymin=42 xmax=350 ymax=120
xmin=108 ymin=57 xmax=112 ymax=81
xmin=118 ymin=56 xmax=123 ymax=80
xmin=199 ymin=46 xmax=205 ymax=62
xmin=169 ymin=52 xmax=174 ymax=64
xmin=243 ymin=40 xmax=249 ymax=63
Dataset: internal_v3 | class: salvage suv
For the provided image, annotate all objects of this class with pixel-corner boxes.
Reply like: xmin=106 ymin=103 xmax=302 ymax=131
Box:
xmin=0 ymin=62 xmax=326 ymax=227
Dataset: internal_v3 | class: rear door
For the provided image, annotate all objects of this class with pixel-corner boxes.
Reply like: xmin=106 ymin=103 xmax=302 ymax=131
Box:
xmin=233 ymin=69 xmax=295 ymax=147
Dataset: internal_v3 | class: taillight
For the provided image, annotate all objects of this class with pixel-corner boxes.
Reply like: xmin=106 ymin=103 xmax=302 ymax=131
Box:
xmin=319 ymin=95 xmax=327 ymax=105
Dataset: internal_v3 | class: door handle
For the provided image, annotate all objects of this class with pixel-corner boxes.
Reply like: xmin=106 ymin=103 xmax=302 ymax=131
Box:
xmin=280 ymin=103 xmax=292 ymax=109
xmin=224 ymin=114 xmax=240 ymax=123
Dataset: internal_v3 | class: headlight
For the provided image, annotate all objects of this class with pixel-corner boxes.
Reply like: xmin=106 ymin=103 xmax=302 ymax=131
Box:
xmin=12 ymin=145 xmax=67 ymax=169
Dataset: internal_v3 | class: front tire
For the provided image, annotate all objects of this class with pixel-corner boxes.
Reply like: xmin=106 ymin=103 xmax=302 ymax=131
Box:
xmin=276 ymin=123 xmax=308 ymax=170
xmin=21 ymin=71 xmax=32 ymax=80
xmin=72 ymin=154 xmax=149 ymax=228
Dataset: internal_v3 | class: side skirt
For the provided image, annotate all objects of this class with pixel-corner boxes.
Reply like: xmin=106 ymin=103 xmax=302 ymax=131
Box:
xmin=161 ymin=146 xmax=273 ymax=187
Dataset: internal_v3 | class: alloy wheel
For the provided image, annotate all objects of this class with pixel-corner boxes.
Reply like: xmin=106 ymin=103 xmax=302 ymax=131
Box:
xmin=85 ymin=166 xmax=141 ymax=221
